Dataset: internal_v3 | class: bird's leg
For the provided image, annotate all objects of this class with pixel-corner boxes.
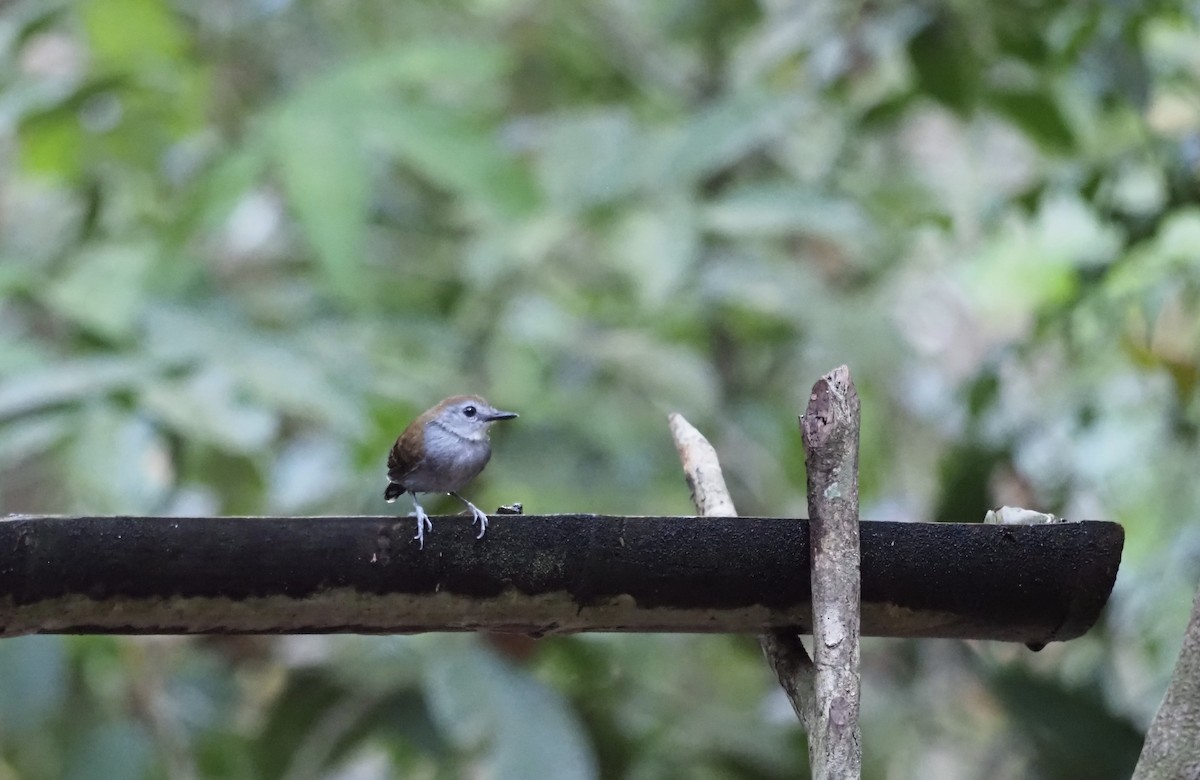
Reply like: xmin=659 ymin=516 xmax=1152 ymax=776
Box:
xmin=451 ymin=493 xmax=489 ymax=539
xmin=411 ymin=493 xmax=433 ymax=549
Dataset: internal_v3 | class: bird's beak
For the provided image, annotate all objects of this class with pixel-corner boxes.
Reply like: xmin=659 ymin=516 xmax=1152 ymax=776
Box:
xmin=485 ymin=410 xmax=519 ymax=422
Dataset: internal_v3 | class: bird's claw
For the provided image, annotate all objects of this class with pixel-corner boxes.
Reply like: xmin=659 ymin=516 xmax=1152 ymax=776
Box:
xmin=412 ymin=506 xmax=433 ymax=549
xmin=450 ymin=493 xmax=491 ymax=540
xmin=469 ymin=505 xmax=489 ymax=540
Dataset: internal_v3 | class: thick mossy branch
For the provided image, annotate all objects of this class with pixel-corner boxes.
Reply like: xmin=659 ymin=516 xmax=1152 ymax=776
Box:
xmin=0 ymin=513 xmax=1121 ymax=639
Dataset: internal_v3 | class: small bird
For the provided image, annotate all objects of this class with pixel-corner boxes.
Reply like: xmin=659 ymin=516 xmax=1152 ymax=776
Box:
xmin=384 ymin=395 xmax=518 ymax=549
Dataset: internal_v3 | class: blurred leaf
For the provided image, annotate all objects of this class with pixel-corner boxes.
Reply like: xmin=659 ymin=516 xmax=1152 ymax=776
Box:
xmin=256 ymin=664 xmax=443 ymax=780
xmin=68 ymin=404 xmax=172 ymax=512
xmin=272 ymin=97 xmax=368 ymax=299
xmin=0 ymin=263 xmax=37 ymax=296
xmin=988 ymin=88 xmax=1075 ymax=153
xmin=654 ymin=89 xmax=804 ymax=185
xmin=77 ymin=0 xmax=209 ymax=153
xmin=909 ymin=17 xmax=982 ymax=115
xmin=372 ymin=100 xmax=539 ymax=218
xmin=961 ymin=226 xmax=1080 ymax=326
xmin=141 ymin=306 xmax=366 ymax=434
xmin=584 ymin=330 xmax=718 ymax=416
xmin=62 ymin=721 xmax=153 ymax=780
xmin=702 ymin=184 xmax=875 ymax=260
xmin=267 ymin=434 xmax=350 ymax=512
xmin=993 ymin=6 xmax=1052 ymax=66
xmin=42 ymin=241 xmax=155 ymax=341
xmin=17 ymin=105 xmax=85 ymax=177
xmin=0 ymin=411 xmax=72 ymax=467
xmin=986 ymin=666 xmax=1142 ymax=780
xmin=140 ymin=367 xmax=278 ymax=454
xmin=606 ymin=199 xmax=698 ymax=306
xmin=329 ymin=41 xmax=511 ymax=95
xmin=0 ymin=636 xmax=67 ymax=735
xmin=79 ymin=0 xmax=185 ymax=72
xmin=181 ymin=144 xmax=271 ymax=237
xmin=255 ymin=670 xmax=347 ymax=780
xmin=933 ymin=441 xmax=1008 ymax=523
xmin=535 ymin=109 xmax=643 ymax=209
xmin=423 ymin=638 xmax=598 ymax=780
xmin=1032 ymin=192 xmax=1122 ymax=267
xmin=1086 ymin=35 xmax=1152 ymax=109
xmin=699 ymin=252 xmax=821 ymax=324
xmin=0 ymin=356 xmax=162 ymax=421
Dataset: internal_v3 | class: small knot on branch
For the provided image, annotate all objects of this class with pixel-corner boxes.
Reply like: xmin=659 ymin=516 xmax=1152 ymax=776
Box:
xmin=800 ymin=365 xmax=860 ymax=450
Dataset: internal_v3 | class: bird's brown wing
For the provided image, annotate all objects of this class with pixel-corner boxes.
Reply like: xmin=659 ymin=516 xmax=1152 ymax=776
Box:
xmin=386 ymin=423 xmax=424 ymax=485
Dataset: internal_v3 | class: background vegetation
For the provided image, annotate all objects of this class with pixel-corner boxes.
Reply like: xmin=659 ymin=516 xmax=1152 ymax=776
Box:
xmin=1 ymin=0 xmax=1198 ymax=777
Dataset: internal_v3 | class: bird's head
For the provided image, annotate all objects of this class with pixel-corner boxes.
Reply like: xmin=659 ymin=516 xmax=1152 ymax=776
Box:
xmin=428 ymin=395 xmax=518 ymax=441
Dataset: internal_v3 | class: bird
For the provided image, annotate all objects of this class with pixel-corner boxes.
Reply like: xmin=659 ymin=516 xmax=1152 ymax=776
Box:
xmin=384 ymin=395 xmax=518 ymax=549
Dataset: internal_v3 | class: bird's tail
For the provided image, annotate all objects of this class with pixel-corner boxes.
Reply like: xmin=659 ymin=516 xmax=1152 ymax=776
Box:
xmin=384 ymin=483 xmax=404 ymax=502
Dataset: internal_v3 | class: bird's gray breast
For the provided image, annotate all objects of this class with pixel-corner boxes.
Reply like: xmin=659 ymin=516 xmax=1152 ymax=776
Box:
xmin=403 ymin=425 xmax=491 ymax=493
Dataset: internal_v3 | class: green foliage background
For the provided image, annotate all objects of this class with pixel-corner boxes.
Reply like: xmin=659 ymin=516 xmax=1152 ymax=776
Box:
xmin=1 ymin=0 xmax=1199 ymax=777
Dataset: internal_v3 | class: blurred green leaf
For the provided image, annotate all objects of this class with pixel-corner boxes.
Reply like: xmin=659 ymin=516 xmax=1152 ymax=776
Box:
xmin=702 ymin=184 xmax=875 ymax=262
xmin=423 ymin=638 xmax=598 ymax=780
xmin=42 ymin=241 xmax=155 ymax=341
xmin=1032 ymin=192 xmax=1122 ymax=266
xmin=909 ymin=17 xmax=982 ymax=115
xmin=68 ymin=404 xmax=172 ymax=512
xmin=79 ymin=0 xmax=185 ymax=72
xmin=272 ymin=98 xmax=368 ymax=299
xmin=255 ymin=663 xmax=445 ymax=780
xmin=329 ymin=41 xmax=511 ymax=95
xmin=255 ymin=670 xmax=347 ymax=780
xmin=267 ymin=435 xmax=349 ymax=512
xmin=140 ymin=306 xmax=366 ymax=434
xmin=606 ymin=199 xmax=698 ymax=306
xmin=140 ymin=367 xmax=278 ymax=454
xmin=0 ymin=356 xmax=162 ymax=421
xmin=654 ymin=90 xmax=804 ymax=185
xmin=0 ymin=636 xmax=67 ymax=735
xmin=535 ymin=109 xmax=643 ymax=209
xmin=0 ymin=411 xmax=72 ymax=467
xmin=17 ymin=106 xmax=85 ymax=177
xmin=986 ymin=666 xmax=1142 ymax=780
xmin=584 ymin=330 xmax=718 ymax=415
xmin=988 ymin=88 xmax=1075 ymax=153
xmin=372 ymin=100 xmax=539 ymax=218
xmin=62 ymin=721 xmax=153 ymax=780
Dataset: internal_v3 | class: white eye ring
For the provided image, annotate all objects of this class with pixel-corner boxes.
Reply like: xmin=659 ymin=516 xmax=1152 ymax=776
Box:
xmin=463 ymin=406 xmax=478 ymax=418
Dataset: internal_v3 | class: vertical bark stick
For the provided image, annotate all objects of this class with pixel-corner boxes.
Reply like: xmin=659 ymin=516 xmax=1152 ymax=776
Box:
xmin=801 ymin=365 xmax=863 ymax=778
xmin=1132 ymin=580 xmax=1200 ymax=780
xmin=668 ymin=413 xmax=817 ymax=731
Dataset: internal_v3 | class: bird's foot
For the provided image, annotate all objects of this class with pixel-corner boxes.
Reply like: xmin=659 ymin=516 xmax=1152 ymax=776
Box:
xmin=465 ymin=500 xmax=489 ymax=539
xmin=412 ymin=505 xmax=433 ymax=549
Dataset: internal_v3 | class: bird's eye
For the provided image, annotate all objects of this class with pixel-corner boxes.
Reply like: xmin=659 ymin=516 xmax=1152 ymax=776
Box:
xmin=463 ymin=406 xmax=477 ymax=418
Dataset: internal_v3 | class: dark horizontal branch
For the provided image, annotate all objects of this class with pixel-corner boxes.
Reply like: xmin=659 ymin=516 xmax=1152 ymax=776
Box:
xmin=0 ymin=515 xmax=1122 ymax=642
